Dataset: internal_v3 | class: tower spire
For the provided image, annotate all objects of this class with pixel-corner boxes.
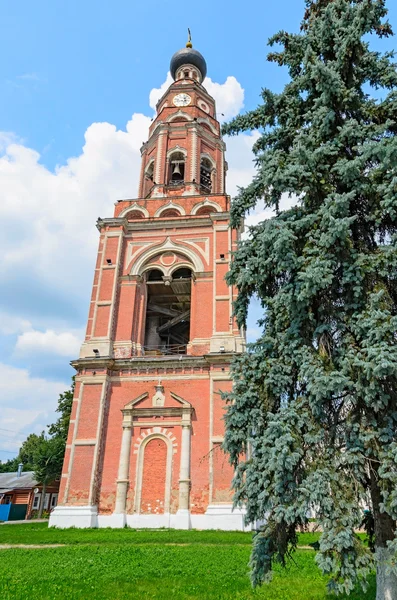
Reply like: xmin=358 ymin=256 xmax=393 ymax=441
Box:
xmin=186 ymin=28 xmax=192 ymax=48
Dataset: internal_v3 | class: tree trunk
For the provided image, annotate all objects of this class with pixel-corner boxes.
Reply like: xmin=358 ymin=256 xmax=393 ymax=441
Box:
xmin=370 ymin=466 xmax=397 ymax=600
xmin=376 ymin=548 xmax=397 ymax=600
xmin=38 ymin=482 xmax=46 ymax=518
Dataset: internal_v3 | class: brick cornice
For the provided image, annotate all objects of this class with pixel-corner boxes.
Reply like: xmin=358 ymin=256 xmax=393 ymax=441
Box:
xmin=71 ymin=351 xmax=239 ymax=373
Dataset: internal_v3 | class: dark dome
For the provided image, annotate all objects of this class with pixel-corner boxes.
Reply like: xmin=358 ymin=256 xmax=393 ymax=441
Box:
xmin=170 ymin=47 xmax=207 ymax=81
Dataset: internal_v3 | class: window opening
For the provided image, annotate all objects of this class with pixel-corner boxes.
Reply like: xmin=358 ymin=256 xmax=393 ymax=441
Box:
xmin=145 ymin=161 xmax=154 ymax=182
xmin=160 ymin=209 xmax=180 ymax=218
xmin=195 ymin=206 xmax=215 ymax=217
xmin=127 ymin=210 xmax=145 ymax=220
xmin=144 ymin=267 xmax=192 ymax=356
xmin=168 ymin=152 xmax=185 ymax=185
xmin=200 ymin=157 xmax=212 ymax=193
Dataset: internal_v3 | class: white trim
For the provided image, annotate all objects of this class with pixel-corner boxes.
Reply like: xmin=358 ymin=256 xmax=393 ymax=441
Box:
xmin=166 ymin=145 xmax=187 ymax=158
xmin=191 ymin=199 xmax=222 ymax=215
xmin=154 ymin=201 xmax=185 ymax=218
xmin=134 ymin=432 xmax=174 ymax=514
xmin=119 ymin=203 xmax=149 ymax=219
xmin=166 ymin=111 xmax=193 ymax=123
xmin=197 ymin=117 xmax=217 ymax=135
xmin=132 ymin=237 xmax=204 ymax=275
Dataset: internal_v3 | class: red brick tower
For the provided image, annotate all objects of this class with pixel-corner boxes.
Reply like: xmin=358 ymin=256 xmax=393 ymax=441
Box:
xmin=50 ymin=39 xmax=245 ymax=529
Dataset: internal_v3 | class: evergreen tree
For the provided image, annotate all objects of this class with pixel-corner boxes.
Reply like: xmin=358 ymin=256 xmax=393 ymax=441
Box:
xmin=47 ymin=378 xmax=74 ymax=442
xmin=222 ymin=0 xmax=397 ymax=597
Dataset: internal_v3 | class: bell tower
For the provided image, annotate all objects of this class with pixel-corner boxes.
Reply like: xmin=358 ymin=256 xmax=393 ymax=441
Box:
xmin=50 ymin=38 xmax=246 ymax=530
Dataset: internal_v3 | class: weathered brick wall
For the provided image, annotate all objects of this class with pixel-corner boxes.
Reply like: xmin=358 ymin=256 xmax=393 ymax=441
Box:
xmin=140 ymin=438 xmax=168 ymax=514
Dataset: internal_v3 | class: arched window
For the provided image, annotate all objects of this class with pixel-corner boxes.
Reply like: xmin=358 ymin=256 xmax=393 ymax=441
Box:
xmin=160 ymin=209 xmax=180 ymax=218
xmin=146 ymin=269 xmax=163 ymax=282
xmin=145 ymin=161 xmax=154 ymax=182
xmin=144 ymin=160 xmax=155 ymax=196
xmin=126 ymin=210 xmax=145 ymax=220
xmin=195 ymin=206 xmax=214 ymax=217
xmin=172 ymin=268 xmax=192 ymax=279
xmin=168 ymin=151 xmax=185 ymax=185
xmin=200 ymin=157 xmax=213 ymax=193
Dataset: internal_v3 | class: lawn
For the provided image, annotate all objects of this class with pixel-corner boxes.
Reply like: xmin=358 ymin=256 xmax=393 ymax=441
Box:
xmin=0 ymin=523 xmax=375 ymax=600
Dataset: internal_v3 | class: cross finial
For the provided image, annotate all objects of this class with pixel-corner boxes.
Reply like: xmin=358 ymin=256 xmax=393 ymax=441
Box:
xmin=186 ymin=28 xmax=192 ymax=48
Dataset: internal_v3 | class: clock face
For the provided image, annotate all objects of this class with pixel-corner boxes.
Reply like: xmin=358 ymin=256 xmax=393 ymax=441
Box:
xmin=173 ymin=93 xmax=191 ymax=107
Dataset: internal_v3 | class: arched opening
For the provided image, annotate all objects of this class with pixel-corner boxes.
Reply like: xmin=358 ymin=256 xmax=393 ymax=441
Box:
xmin=126 ymin=210 xmax=145 ymax=220
xmin=159 ymin=209 xmax=181 ymax=218
xmin=144 ymin=266 xmax=192 ymax=355
xmin=200 ymin=157 xmax=213 ymax=193
xmin=147 ymin=269 xmax=163 ymax=281
xmin=144 ymin=160 xmax=155 ymax=196
xmin=168 ymin=151 xmax=185 ymax=186
xmin=195 ymin=206 xmax=215 ymax=217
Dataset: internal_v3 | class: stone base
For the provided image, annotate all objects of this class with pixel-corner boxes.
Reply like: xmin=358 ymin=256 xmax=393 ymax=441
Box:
xmin=175 ymin=509 xmax=191 ymax=530
xmin=49 ymin=505 xmax=98 ymax=528
xmin=50 ymin=504 xmax=250 ymax=531
xmin=192 ymin=504 xmax=249 ymax=531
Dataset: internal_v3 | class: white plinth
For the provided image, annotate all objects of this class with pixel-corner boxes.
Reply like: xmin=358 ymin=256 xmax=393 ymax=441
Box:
xmin=191 ymin=504 xmax=250 ymax=531
xmin=49 ymin=505 xmax=98 ymax=529
xmin=98 ymin=513 xmax=127 ymax=528
xmin=175 ymin=509 xmax=191 ymax=530
xmin=50 ymin=505 xmax=250 ymax=531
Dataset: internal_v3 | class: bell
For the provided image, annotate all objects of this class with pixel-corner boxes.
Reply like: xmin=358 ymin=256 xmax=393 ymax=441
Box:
xmin=172 ymin=162 xmax=181 ymax=176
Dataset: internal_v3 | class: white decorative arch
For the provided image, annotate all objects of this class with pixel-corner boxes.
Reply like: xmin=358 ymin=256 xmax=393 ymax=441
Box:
xmin=166 ymin=110 xmax=193 ymax=123
xmin=132 ymin=237 xmax=205 ymax=275
xmin=119 ymin=202 xmax=150 ymax=219
xmin=197 ymin=117 xmax=217 ymax=135
xmin=200 ymin=153 xmax=216 ymax=169
xmin=133 ymin=429 xmax=177 ymax=514
xmin=140 ymin=265 xmax=166 ymax=277
xmin=170 ymin=263 xmax=195 ymax=277
xmin=154 ymin=201 xmax=186 ymax=218
xmin=166 ymin=145 xmax=187 ymax=159
xmin=191 ymin=198 xmax=222 ymax=215
xmin=145 ymin=158 xmax=155 ymax=176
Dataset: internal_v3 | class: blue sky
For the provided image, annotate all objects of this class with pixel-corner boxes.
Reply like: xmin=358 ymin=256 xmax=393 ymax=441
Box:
xmin=0 ymin=0 xmax=396 ymax=462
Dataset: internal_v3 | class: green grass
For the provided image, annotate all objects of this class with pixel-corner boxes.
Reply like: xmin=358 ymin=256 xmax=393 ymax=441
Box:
xmin=0 ymin=523 xmax=375 ymax=599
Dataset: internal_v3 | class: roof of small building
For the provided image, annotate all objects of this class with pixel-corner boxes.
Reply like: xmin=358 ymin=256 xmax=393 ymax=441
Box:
xmin=0 ymin=471 xmax=38 ymax=491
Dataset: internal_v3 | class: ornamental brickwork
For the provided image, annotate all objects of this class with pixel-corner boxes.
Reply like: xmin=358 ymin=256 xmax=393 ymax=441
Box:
xmin=50 ymin=40 xmax=246 ymax=530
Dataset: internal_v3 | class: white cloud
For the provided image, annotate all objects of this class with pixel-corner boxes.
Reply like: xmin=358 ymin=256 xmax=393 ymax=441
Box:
xmin=0 ymin=71 xmax=257 ymax=455
xmin=149 ymin=73 xmax=173 ymax=110
xmin=149 ymin=72 xmax=244 ymax=122
xmin=15 ymin=329 xmax=82 ymax=357
xmin=0 ymin=363 xmax=68 ymax=460
xmin=0 ymin=312 xmax=31 ymax=336
xmin=205 ymin=76 xmax=244 ymax=121
xmin=0 ymin=73 xmax=254 ymax=315
xmin=243 ymin=194 xmax=300 ymax=234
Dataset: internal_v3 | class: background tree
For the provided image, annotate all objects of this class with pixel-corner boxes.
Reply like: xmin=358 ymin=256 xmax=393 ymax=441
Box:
xmin=0 ymin=379 xmax=73 ymax=475
xmin=33 ymin=436 xmax=65 ymax=518
xmin=222 ymin=0 xmax=397 ymax=598
xmin=48 ymin=378 xmax=74 ymax=442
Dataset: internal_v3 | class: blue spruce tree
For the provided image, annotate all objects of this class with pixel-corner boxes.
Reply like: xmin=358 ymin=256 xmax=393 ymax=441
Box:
xmin=222 ymin=1 xmax=397 ymax=597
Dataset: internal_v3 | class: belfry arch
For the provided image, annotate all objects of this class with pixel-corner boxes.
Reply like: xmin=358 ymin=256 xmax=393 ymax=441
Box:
xmin=143 ymin=266 xmax=193 ymax=355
